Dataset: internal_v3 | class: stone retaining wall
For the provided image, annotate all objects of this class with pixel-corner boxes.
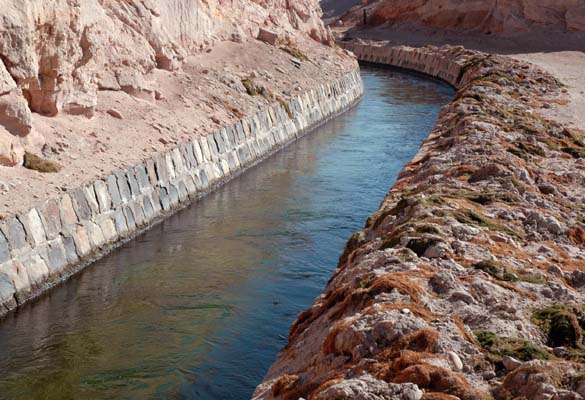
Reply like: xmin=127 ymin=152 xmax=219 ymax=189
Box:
xmin=341 ymin=41 xmax=481 ymax=88
xmin=0 ymin=69 xmax=364 ymax=316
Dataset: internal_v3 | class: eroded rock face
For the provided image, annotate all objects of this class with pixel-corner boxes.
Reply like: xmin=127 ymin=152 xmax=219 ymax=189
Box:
xmin=345 ymin=0 xmax=585 ymax=34
xmin=0 ymin=0 xmax=331 ymax=166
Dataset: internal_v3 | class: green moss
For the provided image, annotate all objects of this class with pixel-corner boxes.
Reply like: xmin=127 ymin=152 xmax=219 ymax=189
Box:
xmin=532 ymin=305 xmax=584 ymax=348
xmin=473 ymin=260 xmax=518 ymax=282
xmin=475 ymin=330 xmax=553 ymax=367
xmin=23 ymin=152 xmax=62 ymax=173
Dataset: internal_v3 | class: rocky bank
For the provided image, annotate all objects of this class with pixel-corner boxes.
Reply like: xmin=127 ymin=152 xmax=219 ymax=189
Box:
xmin=254 ymin=42 xmax=585 ymax=399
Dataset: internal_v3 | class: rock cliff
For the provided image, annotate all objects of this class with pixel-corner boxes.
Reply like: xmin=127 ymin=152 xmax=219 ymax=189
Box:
xmin=0 ymin=0 xmax=331 ymax=166
xmin=339 ymin=0 xmax=585 ymax=34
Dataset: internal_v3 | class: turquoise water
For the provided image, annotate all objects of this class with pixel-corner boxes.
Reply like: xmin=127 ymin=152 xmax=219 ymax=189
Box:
xmin=0 ymin=67 xmax=453 ymax=400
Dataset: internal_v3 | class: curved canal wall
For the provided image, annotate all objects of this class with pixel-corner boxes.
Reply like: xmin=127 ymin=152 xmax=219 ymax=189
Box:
xmin=255 ymin=42 xmax=585 ymax=399
xmin=0 ymin=69 xmax=364 ymax=316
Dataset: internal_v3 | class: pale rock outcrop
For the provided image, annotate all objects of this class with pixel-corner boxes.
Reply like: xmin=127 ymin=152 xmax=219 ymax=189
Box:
xmin=0 ymin=0 xmax=331 ymax=167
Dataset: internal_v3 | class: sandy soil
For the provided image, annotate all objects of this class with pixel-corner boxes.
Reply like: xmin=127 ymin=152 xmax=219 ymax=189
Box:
xmin=0 ymin=37 xmax=356 ymax=217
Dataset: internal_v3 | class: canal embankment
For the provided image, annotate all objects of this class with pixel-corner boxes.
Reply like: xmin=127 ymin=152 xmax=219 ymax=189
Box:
xmin=0 ymin=68 xmax=364 ymax=317
xmin=255 ymin=41 xmax=585 ymax=399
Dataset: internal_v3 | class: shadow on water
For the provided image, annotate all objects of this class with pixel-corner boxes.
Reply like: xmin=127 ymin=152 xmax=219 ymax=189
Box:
xmin=0 ymin=67 xmax=453 ymax=400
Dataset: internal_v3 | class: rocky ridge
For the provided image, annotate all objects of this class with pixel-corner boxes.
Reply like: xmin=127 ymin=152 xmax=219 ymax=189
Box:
xmin=0 ymin=0 xmax=332 ymax=166
xmin=254 ymin=43 xmax=585 ymax=399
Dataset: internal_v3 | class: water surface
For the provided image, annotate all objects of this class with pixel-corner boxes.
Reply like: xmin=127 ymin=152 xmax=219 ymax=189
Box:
xmin=0 ymin=67 xmax=453 ymax=400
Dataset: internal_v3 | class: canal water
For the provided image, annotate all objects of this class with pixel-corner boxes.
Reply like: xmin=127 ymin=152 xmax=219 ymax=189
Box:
xmin=0 ymin=67 xmax=453 ymax=400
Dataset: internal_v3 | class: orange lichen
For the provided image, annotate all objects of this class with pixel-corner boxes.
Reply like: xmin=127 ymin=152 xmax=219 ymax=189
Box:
xmin=393 ymin=364 xmax=488 ymax=400
xmin=368 ymin=274 xmax=424 ymax=303
xmin=271 ymin=375 xmax=300 ymax=397
xmin=569 ymin=226 xmax=585 ymax=245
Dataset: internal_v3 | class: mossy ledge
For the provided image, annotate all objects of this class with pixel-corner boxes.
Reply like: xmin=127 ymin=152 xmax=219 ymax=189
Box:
xmin=254 ymin=43 xmax=585 ymax=400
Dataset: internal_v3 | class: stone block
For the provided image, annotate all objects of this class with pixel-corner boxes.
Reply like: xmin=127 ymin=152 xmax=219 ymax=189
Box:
xmin=135 ymin=164 xmax=150 ymax=190
xmin=146 ymin=159 xmax=158 ymax=185
xmin=168 ymin=184 xmax=180 ymax=207
xmin=123 ymin=205 xmax=136 ymax=230
xmin=220 ymin=159 xmax=230 ymax=176
xmin=199 ymin=137 xmax=212 ymax=161
xmin=126 ymin=168 xmax=140 ymax=197
xmin=159 ymin=187 xmax=171 ymax=211
xmin=178 ymin=181 xmax=188 ymax=202
xmin=0 ymin=230 xmax=9 ymax=263
xmin=72 ymin=224 xmax=92 ymax=257
xmin=171 ymin=148 xmax=184 ymax=174
xmin=115 ymin=171 xmax=132 ymax=203
xmin=0 ymin=272 xmax=16 ymax=310
xmin=185 ymin=174 xmax=197 ymax=197
xmin=129 ymin=200 xmax=146 ymax=227
xmin=1 ymin=216 xmax=28 ymax=252
xmin=61 ymin=233 xmax=79 ymax=264
xmin=98 ymin=217 xmax=117 ymax=243
xmin=83 ymin=186 xmax=100 ymax=216
xmin=71 ymin=187 xmax=92 ymax=221
xmin=59 ymin=193 xmax=79 ymax=227
xmin=86 ymin=221 xmax=106 ymax=248
xmin=155 ymin=155 xmax=169 ymax=182
xmin=46 ymin=239 xmax=68 ymax=275
xmin=39 ymin=198 xmax=62 ymax=239
xmin=0 ymin=260 xmax=30 ymax=294
xmin=142 ymin=195 xmax=156 ymax=220
xmin=257 ymin=28 xmax=281 ymax=45
xmin=94 ymin=180 xmax=112 ymax=212
xmin=21 ymin=253 xmax=50 ymax=286
xmin=106 ymin=174 xmax=122 ymax=207
xmin=22 ymin=208 xmax=47 ymax=245
xmin=192 ymin=140 xmax=204 ymax=165
xmin=114 ymin=208 xmax=129 ymax=235
xmin=165 ymin=153 xmax=176 ymax=179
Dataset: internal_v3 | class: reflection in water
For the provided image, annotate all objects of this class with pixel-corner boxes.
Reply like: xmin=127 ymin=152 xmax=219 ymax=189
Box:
xmin=0 ymin=68 xmax=453 ymax=400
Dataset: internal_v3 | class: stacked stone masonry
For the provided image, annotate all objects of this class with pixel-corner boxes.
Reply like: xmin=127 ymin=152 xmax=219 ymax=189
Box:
xmin=341 ymin=41 xmax=475 ymax=89
xmin=0 ymin=70 xmax=364 ymax=316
